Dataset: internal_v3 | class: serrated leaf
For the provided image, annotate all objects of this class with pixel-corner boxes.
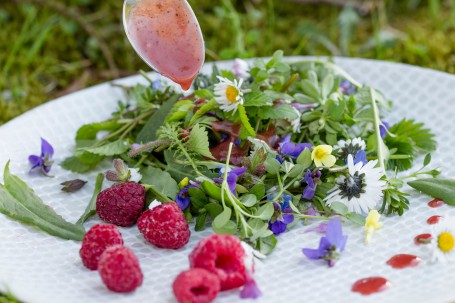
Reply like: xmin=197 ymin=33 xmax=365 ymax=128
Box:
xmin=296 ymin=148 xmax=312 ymax=169
xmin=255 ymin=202 xmax=274 ymax=220
xmin=81 ymin=140 xmax=129 ymax=156
xmin=237 ymin=105 xmax=256 ymax=137
xmin=408 ymin=178 xmax=455 ymax=205
xmin=244 ymin=91 xmax=273 ymax=107
xmin=0 ymin=162 xmax=85 ymax=240
xmin=136 ymin=94 xmax=180 ymax=143
xmin=388 ymin=119 xmax=437 ymax=153
xmin=187 ymin=124 xmax=214 ymax=159
xmin=141 ymin=166 xmax=179 ymax=199
xmin=60 ymin=156 xmax=98 ymax=173
xmin=258 ymin=104 xmax=299 ymax=120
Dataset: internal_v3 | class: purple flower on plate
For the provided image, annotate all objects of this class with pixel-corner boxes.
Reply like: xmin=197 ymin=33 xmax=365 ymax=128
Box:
xmin=214 ymin=167 xmax=247 ymax=196
xmin=302 ymin=218 xmax=347 ymax=267
xmin=339 ymin=80 xmax=356 ymax=95
xmin=304 ymin=222 xmax=328 ymax=234
xmin=240 ymin=275 xmax=262 ymax=299
xmin=28 ymin=138 xmax=54 ymax=175
xmin=353 ymin=150 xmax=367 ymax=166
xmin=379 ymin=120 xmax=390 ymax=139
xmin=278 ymin=135 xmax=312 ymax=159
xmin=176 ymin=182 xmax=200 ymax=210
xmin=268 ymin=194 xmax=294 ymax=235
xmin=302 ymin=170 xmax=322 ymax=200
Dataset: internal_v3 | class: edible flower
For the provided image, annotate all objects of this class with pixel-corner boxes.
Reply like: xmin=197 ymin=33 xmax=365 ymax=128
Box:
xmin=365 ymin=210 xmax=382 ymax=244
xmin=278 ymin=135 xmax=312 ymax=159
xmin=302 ymin=170 xmax=322 ymax=200
xmin=268 ymin=194 xmax=294 ymax=235
xmin=214 ymin=76 xmax=244 ymax=113
xmin=240 ymin=241 xmax=264 ymax=299
xmin=311 ymin=145 xmax=336 ymax=167
xmin=28 ymin=138 xmax=54 ymax=175
xmin=215 ymin=167 xmax=247 ymax=196
xmin=430 ymin=217 xmax=455 ymax=263
xmin=339 ymin=80 xmax=356 ymax=95
xmin=231 ymin=58 xmax=250 ymax=79
xmin=379 ymin=120 xmax=390 ymax=138
xmin=335 ymin=138 xmax=367 ymax=165
xmin=105 ymin=159 xmax=142 ymax=183
xmin=176 ymin=180 xmax=200 ymax=210
xmin=302 ymin=218 xmax=347 ymax=267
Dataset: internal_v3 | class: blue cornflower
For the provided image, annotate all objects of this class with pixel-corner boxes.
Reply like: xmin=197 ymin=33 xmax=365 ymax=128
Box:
xmin=278 ymin=135 xmax=312 ymax=159
xmin=176 ymin=182 xmax=200 ymax=210
xmin=339 ymin=80 xmax=356 ymax=95
xmin=268 ymin=194 xmax=294 ymax=235
xmin=302 ymin=218 xmax=348 ymax=267
xmin=302 ymin=170 xmax=322 ymax=200
xmin=28 ymin=138 xmax=54 ymax=175
xmin=379 ymin=121 xmax=390 ymax=139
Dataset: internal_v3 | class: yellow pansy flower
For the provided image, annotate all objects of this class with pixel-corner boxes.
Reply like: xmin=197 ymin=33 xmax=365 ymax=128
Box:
xmin=311 ymin=145 xmax=336 ymax=167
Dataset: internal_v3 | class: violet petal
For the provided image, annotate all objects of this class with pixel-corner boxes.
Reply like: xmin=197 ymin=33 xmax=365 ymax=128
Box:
xmin=40 ymin=138 xmax=54 ymax=158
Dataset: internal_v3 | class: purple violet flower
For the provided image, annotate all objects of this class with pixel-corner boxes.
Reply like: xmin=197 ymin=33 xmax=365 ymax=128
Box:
xmin=379 ymin=120 xmax=390 ymax=139
xmin=214 ymin=167 xmax=247 ymax=196
xmin=240 ymin=275 xmax=262 ymax=299
xmin=302 ymin=218 xmax=347 ymax=267
xmin=28 ymin=138 xmax=54 ymax=175
xmin=268 ymin=194 xmax=294 ymax=235
xmin=176 ymin=183 xmax=200 ymax=210
xmin=304 ymin=222 xmax=328 ymax=234
xmin=291 ymin=103 xmax=318 ymax=110
xmin=302 ymin=170 xmax=322 ymax=200
xmin=353 ymin=150 xmax=367 ymax=166
xmin=152 ymin=80 xmax=162 ymax=91
xmin=339 ymin=80 xmax=357 ymax=95
xmin=278 ymin=135 xmax=312 ymax=159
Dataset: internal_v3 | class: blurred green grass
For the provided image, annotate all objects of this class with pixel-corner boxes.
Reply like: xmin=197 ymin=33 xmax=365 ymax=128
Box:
xmin=0 ymin=0 xmax=454 ymax=301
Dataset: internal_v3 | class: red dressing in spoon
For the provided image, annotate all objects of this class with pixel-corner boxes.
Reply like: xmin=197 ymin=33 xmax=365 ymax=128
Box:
xmin=126 ymin=0 xmax=204 ymax=90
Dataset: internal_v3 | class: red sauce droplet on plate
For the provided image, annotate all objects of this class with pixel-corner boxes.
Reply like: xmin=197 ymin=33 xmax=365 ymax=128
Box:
xmin=414 ymin=233 xmax=432 ymax=245
xmin=427 ymin=215 xmax=443 ymax=224
xmin=386 ymin=254 xmax=421 ymax=269
xmin=428 ymin=198 xmax=444 ymax=208
xmin=126 ymin=0 xmax=204 ymax=90
xmin=352 ymin=277 xmax=390 ymax=295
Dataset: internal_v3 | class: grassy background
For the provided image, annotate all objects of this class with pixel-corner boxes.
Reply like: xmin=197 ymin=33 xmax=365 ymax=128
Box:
xmin=0 ymin=0 xmax=454 ymax=301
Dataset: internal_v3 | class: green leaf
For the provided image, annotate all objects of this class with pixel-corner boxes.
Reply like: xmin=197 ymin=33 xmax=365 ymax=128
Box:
xmin=81 ymin=140 xmax=130 ymax=156
xmin=187 ymin=124 xmax=214 ymax=159
xmin=299 ymin=79 xmax=320 ymax=100
xmin=76 ymin=120 xmax=121 ymax=141
xmin=141 ymin=166 xmax=179 ymax=199
xmin=163 ymin=150 xmax=200 ymax=181
xmin=212 ymin=207 xmax=232 ymax=230
xmin=60 ymin=156 xmax=98 ymax=173
xmin=188 ymin=187 xmax=208 ymax=209
xmin=257 ymin=234 xmax=277 ymax=255
xmin=201 ymin=181 xmax=222 ymax=201
xmin=321 ymin=74 xmax=334 ymax=99
xmin=0 ymin=162 xmax=85 ymax=241
xmin=212 ymin=220 xmax=237 ymax=235
xmin=324 ymin=99 xmax=345 ymax=121
xmin=167 ymin=100 xmax=195 ymax=122
xmin=258 ymin=104 xmax=299 ymax=120
xmin=423 ymin=153 xmax=432 ymax=167
xmin=249 ymin=183 xmax=265 ymax=200
xmin=77 ymin=173 xmax=104 ymax=224
xmin=240 ymin=194 xmax=258 ymax=207
xmin=136 ymin=94 xmax=180 ymax=143
xmin=194 ymin=89 xmax=214 ymax=99
xmin=237 ymin=105 xmax=256 ymax=137
xmin=388 ymin=119 xmax=437 ymax=153
xmin=190 ymin=99 xmax=217 ymax=125
xmin=244 ymin=91 xmax=273 ymax=107
xmin=255 ymin=202 xmax=274 ymax=220
xmin=264 ymin=156 xmax=281 ymax=175
xmin=288 ymin=164 xmax=305 ymax=178
xmin=296 ymin=148 xmax=312 ymax=170
xmin=408 ymin=178 xmax=455 ymax=205
xmin=205 ymin=202 xmax=223 ymax=218
xmin=195 ymin=212 xmax=208 ymax=231
xmin=330 ymin=202 xmax=348 ymax=215
xmin=346 ymin=212 xmax=366 ymax=225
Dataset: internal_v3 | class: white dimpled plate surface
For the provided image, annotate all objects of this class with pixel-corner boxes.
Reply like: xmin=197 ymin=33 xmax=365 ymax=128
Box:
xmin=0 ymin=57 xmax=455 ymax=303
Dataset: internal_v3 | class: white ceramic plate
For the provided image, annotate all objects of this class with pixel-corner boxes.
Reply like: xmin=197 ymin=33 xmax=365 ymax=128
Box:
xmin=1 ymin=58 xmax=455 ymax=303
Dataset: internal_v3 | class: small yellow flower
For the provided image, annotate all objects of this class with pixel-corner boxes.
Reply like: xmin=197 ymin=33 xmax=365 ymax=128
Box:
xmin=311 ymin=145 xmax=336 ymax=167
xmin=179 ymin=177 xmax=189 ymax=189
xmin=365 ymin=210 xmax=382 ymax=244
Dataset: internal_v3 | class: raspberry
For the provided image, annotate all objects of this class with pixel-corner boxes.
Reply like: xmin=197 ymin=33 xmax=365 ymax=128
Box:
xmin=173 ymin=268 xmax=220 ymax=303
xmin=137 ymin=202 xmax=190 ymax=249
xmin=189 ymin=234 xmax=247 ymax=290
xmin=79 ymin=224 xmax=124 ymax=270
xmin=96 ymin=182 xmax=145 ymax=227
xmin=97 ymin=245 xmax=143 ymax=293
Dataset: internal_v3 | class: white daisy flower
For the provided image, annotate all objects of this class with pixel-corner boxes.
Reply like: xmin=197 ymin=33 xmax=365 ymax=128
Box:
xmin=214 ymin=76 xmax=244 ymax=113
xmin=430 ymin=217 xmax=455 ymax=263
xmin=129 ymin=167 xmax=142 ymax=183
xmin=231 ymin=58 xmax=250 ymax=79
xmin=324 ymin=154 xmax=386 ymax=214
xmin=334 ymin=137 xmax=366 ymax=159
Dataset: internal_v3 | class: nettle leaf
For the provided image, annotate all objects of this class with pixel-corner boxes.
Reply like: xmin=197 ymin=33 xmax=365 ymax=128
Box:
xmin=0 ymin=162 xmax=85 ymax=240
xmin=238 ymin=105 xmax=256 ymax=137
xmin=244 ymin=90 xmax=273 ymax=107
xmin=187 ymin=124 xmax=214 ymax=159
xmin=137 ymin=94 xmax=180 ymax=143
xmin=388 ymin=119 xmax=437 ymax=153
xmin=258 ymin=104 xmax=299 ymax=120
xmin=82 ymin=140 xmax=130 ymax=156
xmin=408 ymin=178 xmax=455 ymax=205
xmin=141 ymin=166 xmax=179 ymax=199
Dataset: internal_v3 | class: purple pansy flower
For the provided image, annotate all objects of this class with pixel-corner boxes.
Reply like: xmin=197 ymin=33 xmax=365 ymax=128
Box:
xmin=176 ymin=182 xmax=200 ymax=210
xmin=28 ymin=138 xmax=54 ymax=175
xmin=240 ymin=275 xmax=262 ymax=299
xmin=339 ymin=80 xmax=356 ymax=95
xmin=268 ymin=194 xmax=294 ymax=235
xmin=302 ymin=170 xmax=322 ymax=200
xmin=278 ymin=135 xmax=312 ymax=159
xmin=379 ymin=120 xmax=390 ymax=139
xmin=302 ymin=218 xmax=348 ymax=267
xmin=214 ymin=167 xmax=247 ymax=196
xmin=353 ymin=150 xmax=367 ymax=166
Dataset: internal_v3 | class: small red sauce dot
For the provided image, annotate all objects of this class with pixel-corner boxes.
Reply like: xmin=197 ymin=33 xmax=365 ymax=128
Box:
xmin=386 ymin=254 xmax=421 ymax=269
xmin=427 ymin=215 xmax=443 ymax=225
xmin=352 ymin=277 xmax=391 ymax=295
xmin=428 ymin=199 xmax=445 ymax=208
xmin=414 ymin=233 xmax=432 ymax=245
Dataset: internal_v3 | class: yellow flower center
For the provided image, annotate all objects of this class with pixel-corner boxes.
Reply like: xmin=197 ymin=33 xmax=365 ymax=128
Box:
xmin=314 ymin=147 xmax=327 ymax=160
xmin=438 ymin=232 xmax=455 ymax=253
xmin=225 ymin=86 xmax=239 ymax=103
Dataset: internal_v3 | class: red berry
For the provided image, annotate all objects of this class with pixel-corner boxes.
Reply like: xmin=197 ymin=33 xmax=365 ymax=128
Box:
xmin=79 ymin=224 xmax=124 ymax=270
xmin=98 ymin=245 xmax=143 ymax=293
xmin=189 ymin=234 xmax=247 ymax=291
xmin=137 ymin=202 xmax=190 ymax=249
xmin=173 ymin=268 xmax=220 ymax=303
xmin=96 ymin=182 xmax=145 ymax=227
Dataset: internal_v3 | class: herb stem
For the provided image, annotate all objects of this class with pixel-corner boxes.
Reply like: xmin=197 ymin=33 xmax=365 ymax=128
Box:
xmin=281 ymin=73 xmax=299 ymax=92
xmin=370 ymin=87 xmax=387 ymax=175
